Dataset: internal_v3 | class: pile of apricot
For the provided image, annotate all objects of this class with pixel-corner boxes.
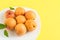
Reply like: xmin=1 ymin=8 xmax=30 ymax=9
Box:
xmin=5 ymin=7 xmax=36 ymax=35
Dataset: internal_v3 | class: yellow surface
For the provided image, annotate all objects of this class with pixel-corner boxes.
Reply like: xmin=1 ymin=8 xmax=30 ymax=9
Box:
xmin=0 ymin=0 xmax=60 ymax=40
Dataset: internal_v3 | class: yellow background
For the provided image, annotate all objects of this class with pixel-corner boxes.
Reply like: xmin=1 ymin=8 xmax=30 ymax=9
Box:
xmin=0 ymin=0 xmax=60 ymax=40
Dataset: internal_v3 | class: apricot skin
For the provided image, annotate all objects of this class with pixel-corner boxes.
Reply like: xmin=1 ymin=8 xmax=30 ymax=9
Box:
xmin=25 ymin=11 xmax=36 ymax=20
xmin=5 ymin=18 xmax=16 ymax=30
xmin=5 ymin=10 xmax=15 ymax=18
xmin=15 ymin=23 xmax=27 ymax=35
xmin=25 ymin=20 xmax=36 ymax=31
xmin=15 ymin=7 xmax=25 ymax=16
xmin=16 ymin=15 xmax=26 ymax=23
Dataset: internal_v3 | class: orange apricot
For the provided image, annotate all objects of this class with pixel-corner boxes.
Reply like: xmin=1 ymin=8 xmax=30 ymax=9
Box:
xmin=16 ymin=15 xmax=26 ymax=23
xmin=25 ymin=20 xmax=36 ymax=31
xmin=5 ymin=18 xmax=16 ymax=30
xmin=15 ymin=23 xmax=27 ymax=35
xmin=15 ymin=7 xmax=25 ymax=16
xmin=25 ymin=11 xmax=36 ymax=20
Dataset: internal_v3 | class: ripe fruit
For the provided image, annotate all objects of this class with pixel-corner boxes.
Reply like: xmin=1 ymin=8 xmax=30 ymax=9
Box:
xmin=5 ymin=10 xmax=15 ymax=18
xmin=15 ymin=7 xmax=25 ymax=16
xmin=25 ymin=11 xmax=36 ymax=20
xmin=4 ymin=7 xmax=37 ymax=36
xmin=5 ymin=18 xmax=16 ymax=30
xmin=16 ymin=15 xmax=26 ymax=23
xmin=15 ymin=23 xmax=27 ymax=35
xmin=25 ymin=20 xmax=36 ymax=31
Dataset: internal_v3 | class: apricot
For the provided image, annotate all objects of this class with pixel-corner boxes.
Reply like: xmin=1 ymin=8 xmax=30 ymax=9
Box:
xmin=25 ymin=20 xmax=36 ymax=31
xmin=5 ymin=10 xmax=15 ymax=18
xmin=25 ymin=11 xmax=36 ymax=20
xmin=5 ymin=18 xmax=16 ymax=30
xmin=15 ymin=7 xmax=25 ymax=16
xmin=16 ymin=15 xmax=26 ymax=23
xmin=15 ymin=23 xmax=27 ymax=35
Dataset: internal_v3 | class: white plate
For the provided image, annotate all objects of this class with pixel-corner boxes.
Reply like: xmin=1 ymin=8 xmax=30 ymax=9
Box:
xmin=0 ymin=7 xmax=40 ymax=40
